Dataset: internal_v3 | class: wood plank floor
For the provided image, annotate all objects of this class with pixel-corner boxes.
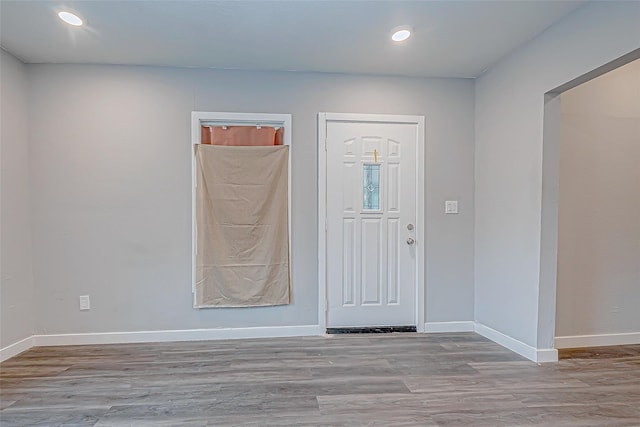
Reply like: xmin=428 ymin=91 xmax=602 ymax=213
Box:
xmin=1 ymin=333 xmax=639 ymax=426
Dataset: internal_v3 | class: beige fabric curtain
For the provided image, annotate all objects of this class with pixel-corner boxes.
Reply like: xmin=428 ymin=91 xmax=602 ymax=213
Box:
xmin=194 ymin=144 xmax=290 ymax=307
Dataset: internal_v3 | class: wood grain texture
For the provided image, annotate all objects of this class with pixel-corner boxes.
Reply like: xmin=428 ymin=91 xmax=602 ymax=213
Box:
xmin=1 ymin=334 xmax=639 ymax=426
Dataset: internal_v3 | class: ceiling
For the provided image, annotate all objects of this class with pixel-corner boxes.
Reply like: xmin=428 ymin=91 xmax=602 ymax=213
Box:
xmin=0 ymin=0 xmax=584 ymax=78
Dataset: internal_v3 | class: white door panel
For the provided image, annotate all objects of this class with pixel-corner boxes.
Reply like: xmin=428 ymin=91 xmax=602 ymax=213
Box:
xmin=326 ymin=121 xmax=418 ymax=327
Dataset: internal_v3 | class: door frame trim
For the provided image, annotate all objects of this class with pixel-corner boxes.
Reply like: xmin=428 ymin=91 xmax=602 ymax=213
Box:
xmin=317 ymin=113 xmax=426 ymax=332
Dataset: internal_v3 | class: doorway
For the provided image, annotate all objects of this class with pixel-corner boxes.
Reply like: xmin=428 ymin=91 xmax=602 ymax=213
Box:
xmin=318 ymin=113 xmax=425 ymax=331
xmin=538 ymin=50 xmax=640 ymax=352
xmin=554 ymin=59 xmax=640 ymax=348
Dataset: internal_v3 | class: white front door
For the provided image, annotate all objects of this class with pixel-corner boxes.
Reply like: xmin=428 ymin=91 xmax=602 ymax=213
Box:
xmin=324 ymin=116 xmax=421 ymax=328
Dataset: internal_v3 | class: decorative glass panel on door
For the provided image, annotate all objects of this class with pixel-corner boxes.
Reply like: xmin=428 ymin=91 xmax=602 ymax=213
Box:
xmin=363 ymin=164 xmax=381 ymax=211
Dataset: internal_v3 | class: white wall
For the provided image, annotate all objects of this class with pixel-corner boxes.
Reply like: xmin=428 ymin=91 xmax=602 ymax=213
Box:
xmin=26 ymin=64 xmax=475 ymax=335
xmin=475 ymin=1 xmax=640 ymax=349
xmin=1 ymin=50 xmax=35 ymax=348
xmin=556 ymin=59 xmax=640 ymax=339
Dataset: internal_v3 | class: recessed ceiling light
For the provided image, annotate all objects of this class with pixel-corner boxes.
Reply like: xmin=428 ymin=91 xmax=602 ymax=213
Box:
xmin=58 ymin=11 xmax=83 ymax=27
xmin=391 ymin=25 xmax=413 ymax=42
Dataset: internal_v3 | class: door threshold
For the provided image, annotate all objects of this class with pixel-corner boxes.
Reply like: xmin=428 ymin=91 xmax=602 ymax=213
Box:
xmin=326 ymin=326 xmax=417 ymax=334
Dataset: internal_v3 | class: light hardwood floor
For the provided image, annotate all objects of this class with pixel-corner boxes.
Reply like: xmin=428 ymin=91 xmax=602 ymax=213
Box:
xmin=1 ymin=333 xmax=639 ymax=426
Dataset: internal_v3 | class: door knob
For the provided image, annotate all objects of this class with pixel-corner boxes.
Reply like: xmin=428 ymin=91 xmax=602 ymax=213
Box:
xmin=406 ymin=238 xmax=415 ymax=245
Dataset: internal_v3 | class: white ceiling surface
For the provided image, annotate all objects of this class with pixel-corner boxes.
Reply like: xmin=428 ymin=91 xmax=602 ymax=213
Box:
xmin=0 ymin=0 xmax=584 ymax=78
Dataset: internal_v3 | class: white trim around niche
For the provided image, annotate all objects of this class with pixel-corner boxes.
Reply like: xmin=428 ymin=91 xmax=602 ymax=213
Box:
xmin=190 ymin=112 xmax=292 ymax=304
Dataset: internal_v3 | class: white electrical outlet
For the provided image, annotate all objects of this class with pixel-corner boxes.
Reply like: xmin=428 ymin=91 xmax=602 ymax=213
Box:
xmin=445 ymin=200 xmax=459 ymax=214
xmin=79 ymin=295 xmax=91 ymax=311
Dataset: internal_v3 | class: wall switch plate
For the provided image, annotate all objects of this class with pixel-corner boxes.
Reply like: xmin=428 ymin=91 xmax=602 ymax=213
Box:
xmin=79 ymin=295 xmax=90 ymax=311
xmin=445 ymin=200 xmax=459 ymax=214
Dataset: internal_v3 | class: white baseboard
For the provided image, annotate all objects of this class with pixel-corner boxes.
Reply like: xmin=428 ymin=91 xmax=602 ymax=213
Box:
xmin=0 ymin=325 xmax=322 ymax=361
xmin=33 ymin=324 xmax=323 ymax=347
xmin=474 ymin=322 xmax=558 ymax=363
xmin=424 ymin=321 xmax=559 ymax=362
xmin=12 ymin=323 xmax=606 ymax=364
xmin=535 ymin=348 xmax=559 ymax=363
xmin=0 ymin=336 xmax=35 ymax=362
xmin=424 ymin=321 xmax=475 ymax=333
xmin=555 ymin=332 xmax=640 ymax=349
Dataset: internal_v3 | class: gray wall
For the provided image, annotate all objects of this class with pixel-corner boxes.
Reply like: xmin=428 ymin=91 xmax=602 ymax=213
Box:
xmin=556 ymin=59 xmax=640 ymax=338
xmin=474 ymin=1 xmax=640 ymax=349
xmin=25 ymin=64 xmax=475 ymax=335
xmin=1 ymin=50 xmax=35 ymax=348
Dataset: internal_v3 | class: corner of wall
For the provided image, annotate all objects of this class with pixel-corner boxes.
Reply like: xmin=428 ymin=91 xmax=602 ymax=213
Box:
xmin=0 ymin=49 xmax=37 ymax=354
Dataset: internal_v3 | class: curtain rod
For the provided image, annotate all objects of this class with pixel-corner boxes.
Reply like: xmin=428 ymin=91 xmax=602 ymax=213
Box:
xmin=202 ymin=125 xmax=282 ymax=131
xmin=200 ymin=120 xmax=285 ymax=128
xmin=202 ymin=124 xmax=281 ymax=128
